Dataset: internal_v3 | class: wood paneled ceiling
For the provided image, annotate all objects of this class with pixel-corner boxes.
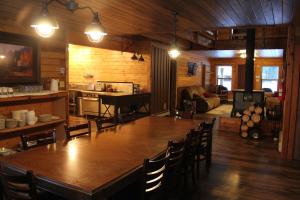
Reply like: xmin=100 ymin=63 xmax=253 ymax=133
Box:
xmin=0 ymin=0 xmax=295 ymax=49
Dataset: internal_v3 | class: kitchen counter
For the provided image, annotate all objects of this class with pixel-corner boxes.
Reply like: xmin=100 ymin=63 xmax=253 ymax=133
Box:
xmin=69 ymin=89 xmax=133 ymax=96
xmin=69 ymin=89 xmax=151 ymax=126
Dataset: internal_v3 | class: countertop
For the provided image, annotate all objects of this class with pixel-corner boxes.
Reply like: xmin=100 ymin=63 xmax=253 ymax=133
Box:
xmin=69 ymin=89 xmax=149 ymax=97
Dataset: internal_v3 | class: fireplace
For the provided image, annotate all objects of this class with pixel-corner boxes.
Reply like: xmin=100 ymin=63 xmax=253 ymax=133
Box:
xmin=230 ymin=29 xmax=265 ymax=117
xmin=231 ymin=90 xmax=264 ymax=116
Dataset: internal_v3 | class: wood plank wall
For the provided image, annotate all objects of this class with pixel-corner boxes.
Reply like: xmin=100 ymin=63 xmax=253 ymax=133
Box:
xmin=68 ymin=44 xmax=151 ymax=92
xmin=209 ymin=58 xmax=283 ymax=91
xmin=176 ymin=52 xmax=210 ymax=89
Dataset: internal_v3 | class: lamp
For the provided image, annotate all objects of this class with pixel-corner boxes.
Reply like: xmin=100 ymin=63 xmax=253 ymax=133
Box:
xmin=131 ymin=53 xmax=138 ymax=60
xmin=31 ymin=0 xmax=107 ymax=42
xmin=138 ymin=54 xmax=144 ymax=62
xmin=30 ymin=1 xmax=59 ymax=38
xmin=84 ymin=13 xmax=107 ymax=43
xmin=168 ymin=12 xmax=181 ymax=59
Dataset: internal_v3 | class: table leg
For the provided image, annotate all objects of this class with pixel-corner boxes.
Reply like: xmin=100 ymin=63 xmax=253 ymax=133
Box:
xmin=114 ymin=105 xmax=119 ymax=124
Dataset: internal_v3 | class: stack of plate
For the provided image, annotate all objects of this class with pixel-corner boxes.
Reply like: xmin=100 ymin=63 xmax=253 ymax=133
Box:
xmin=5 ymin=119 xmax=18 ymax=129
xmin=0 ymin=118 xmax=5 ymax=129
xmin=38 ymin=114 xmax=53 ymax=122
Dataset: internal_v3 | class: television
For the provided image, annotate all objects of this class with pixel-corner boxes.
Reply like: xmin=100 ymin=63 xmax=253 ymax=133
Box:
xmin=187 ymin=62 xmax=197 ymax=76
xmin=0 ymin=32 xmax=39 ymax=84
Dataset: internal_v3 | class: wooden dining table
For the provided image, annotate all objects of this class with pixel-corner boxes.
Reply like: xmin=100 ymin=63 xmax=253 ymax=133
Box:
xmin=0 ymin=116 xmax=201 ymax=200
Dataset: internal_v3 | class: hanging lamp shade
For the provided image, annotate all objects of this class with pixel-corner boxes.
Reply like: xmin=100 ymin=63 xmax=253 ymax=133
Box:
xmin=84 ymin=13 xmax=107 ymax=43
xmin=168 ymin=45 xmax=181 ymax=59
xmin=30 ymin=5 xmax=59 ymax=38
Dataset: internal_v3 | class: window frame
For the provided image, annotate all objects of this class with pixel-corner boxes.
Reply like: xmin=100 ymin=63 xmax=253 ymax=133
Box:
xmin=216 ymin=65 xmax=233 ymax=91
xmin=261 ymin=66 xmax=280 ymax=92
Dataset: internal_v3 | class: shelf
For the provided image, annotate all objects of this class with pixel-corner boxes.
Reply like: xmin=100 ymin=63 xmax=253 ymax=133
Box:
xmin=0 ymin=91 xmax=67 ymax=103
xmin=0 ymin=119 xmax=65 ymax=135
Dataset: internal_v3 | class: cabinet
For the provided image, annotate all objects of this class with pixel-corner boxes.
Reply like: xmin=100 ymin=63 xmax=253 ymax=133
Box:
xmin=0 ymin=91 xmax=68 ymax=148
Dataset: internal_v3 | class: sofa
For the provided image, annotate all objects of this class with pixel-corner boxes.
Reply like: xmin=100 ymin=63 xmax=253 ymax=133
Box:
xmin=178 ymin=86 xmax=221 ymax=113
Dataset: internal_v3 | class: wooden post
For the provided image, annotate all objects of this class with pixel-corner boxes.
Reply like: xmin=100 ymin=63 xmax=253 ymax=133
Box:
xmin=281 ymin=24 xmax=300 ymax=160
xmin=170 ymin=60 xmax=177 ymax=116
xmin=245 ymin=29 xmax=255 ymax=92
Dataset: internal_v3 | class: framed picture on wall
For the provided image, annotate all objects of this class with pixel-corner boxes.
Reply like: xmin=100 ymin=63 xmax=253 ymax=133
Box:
xmin=187 ymin=62 xmax=197 ymax=76
xmin=0 ymin=32 xmax=40 ymax=84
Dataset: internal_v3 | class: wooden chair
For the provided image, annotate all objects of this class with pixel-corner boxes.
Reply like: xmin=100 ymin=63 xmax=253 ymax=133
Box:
xmin=142 ymin=153 xmax=169 ymax=200
xmin=0 ymin=169 xmax=65 ymax=200
xmin=195 ymin=118 xmax=216 ymax=178
xmin=0 ymin=170 xmax=38 ymax=200
xmin=165 ymin=140 xmax=185 ymax=196
xmin=20 ymin=129 xmax=56 ymax=150
xmin=182 ymin=129 xmax=199 ymax=187
xmin=64 ymin=121 xmax=91 ymax=139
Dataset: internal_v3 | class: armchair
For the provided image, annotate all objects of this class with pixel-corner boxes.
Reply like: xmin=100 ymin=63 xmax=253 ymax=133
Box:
xmin=216 ymin=85 xmax=228 ymax=104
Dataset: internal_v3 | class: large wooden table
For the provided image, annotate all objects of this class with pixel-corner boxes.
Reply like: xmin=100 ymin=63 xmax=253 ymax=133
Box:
xmin=0 ymin=117 xmax=200 ymax=200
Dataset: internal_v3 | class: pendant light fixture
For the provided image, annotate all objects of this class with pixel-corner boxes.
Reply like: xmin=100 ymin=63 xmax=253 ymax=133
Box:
xmin=31 ymin=0 xmax=107 ymax=43
xmin=30 ymin=0 xmax=59 ymax=38
xmin=84 ymin=13 xmax=107 ymax=43
xmin=168 ymin=12 xmax=181 ymax=59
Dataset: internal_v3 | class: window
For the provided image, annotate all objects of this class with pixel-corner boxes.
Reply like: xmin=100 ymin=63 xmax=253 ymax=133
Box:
xmin=261 ymin=66 xmax=279 ymax=92
xmin=217 ymin=65 xmax=232 ymax=90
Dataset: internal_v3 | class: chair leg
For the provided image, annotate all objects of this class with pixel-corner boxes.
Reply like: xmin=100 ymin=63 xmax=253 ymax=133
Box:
xmin=191 ymin=162 xmax=196 ymax=184
xmin=196 ymin=155 xmax=200 ymax=180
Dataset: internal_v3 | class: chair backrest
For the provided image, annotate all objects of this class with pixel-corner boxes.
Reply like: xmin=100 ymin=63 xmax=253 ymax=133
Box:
xmin=142 ymin=153 xmax=169 ymax=199
xmin=167 ymin=140 xmax=185 ymax=170
xmin=21 ymin=129 xmax=56 ymax=150
xmin=64 ymin=121 xmax=91 ymax=139
xmin=199 ymin=118 xmax=216 ymax=132
xmin=184 ymin=129 xmax=202 ymax=159
xmin=198 ymin=119 xmax=215 ymax=145
xmin=0 ymin=170 xmax=37 ymax=200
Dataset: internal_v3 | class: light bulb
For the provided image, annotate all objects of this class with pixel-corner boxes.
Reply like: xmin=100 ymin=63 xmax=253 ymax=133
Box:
xmin=240 ymin=53 xmax=247 ymax=59
xmin=168 ymin=48 xmax=181 ymax=59
xmin=34 ymin=24 xmax=57 ymax=38
xmin=31 ymin=15 xmax=58 ymax=38
xmin=84 ymin=13 xmax=107 ymax=43
xmin=86 ymin=32 xmax=106 ymax=43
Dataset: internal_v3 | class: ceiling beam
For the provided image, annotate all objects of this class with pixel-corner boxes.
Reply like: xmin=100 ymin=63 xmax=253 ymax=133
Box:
xmin=193 ymin=38 xmax=287 ymax=50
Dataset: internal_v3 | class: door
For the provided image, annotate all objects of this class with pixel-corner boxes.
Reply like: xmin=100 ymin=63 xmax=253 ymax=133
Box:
xmin=151 ymin=46 xmax=171 ymax=114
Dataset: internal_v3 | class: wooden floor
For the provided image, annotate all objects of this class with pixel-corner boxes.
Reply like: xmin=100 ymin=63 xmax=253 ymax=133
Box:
xmin=69 ymin=116 xmax=300 ymax=200
xmin=187 ymin=128 xmax=300 ymax=200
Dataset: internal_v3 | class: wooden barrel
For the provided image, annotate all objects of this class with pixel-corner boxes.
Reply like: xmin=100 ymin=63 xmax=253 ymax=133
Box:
xmin=247 ymin=120 xmax=254 ymax=127
xmin=242 ymin=115 xmax=250 ymax=122
xmin=241 ymin=131 xmax=248 ymax=138
xmin=249 ymin=105 xmax=255 ymax=112
xmin=243 ymin=110 xmax=251 ymax=116
xmin=241 ymin=124 xmax=248 ymax=131
xmin=255 ymin=106 xmax=263 ymax=114
xmin=252 ymin=114 xmax=261 ymax=123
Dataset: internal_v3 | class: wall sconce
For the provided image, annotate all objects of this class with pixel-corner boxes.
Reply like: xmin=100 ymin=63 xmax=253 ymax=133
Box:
xmin=131 ymin=52 xmax=144 ymax=62
xmin=138 ymin=54 xmax=144 ymax=62
xmin=31 ymin=0 xmax=107 ymax=43
xmin=131 ymin=53 xmax=138 ymax=60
